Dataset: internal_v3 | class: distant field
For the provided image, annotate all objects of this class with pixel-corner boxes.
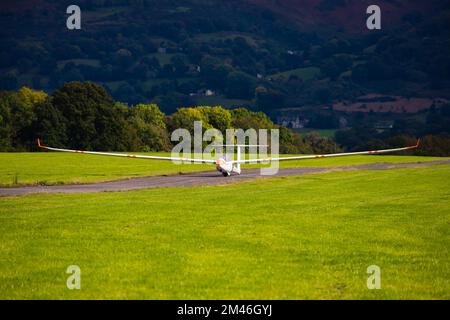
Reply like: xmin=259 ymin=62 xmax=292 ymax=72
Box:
xmin=269 ymin=67 xmax=321 ymax=81
xmin=293 ymin=128 xmax=337 ymax=138
xmin=193 ymin=32 xmax=259 ymax=47
xmin=105 ymin=78 xmax=193 ymax=93
xmin=1 ymin=165 xmax=449 ymax=299
xmin=57 ymin=59 xmax=100 ymax=70
xmin=193 ymin=95 xmax=251 ymax=108
xmin=148 ymin=52 xmax=180 ymax=65
xmin=0 ymin=152 xmax=447 ymax=187
xmin=333 ymin=96 xmax=435 ymax=114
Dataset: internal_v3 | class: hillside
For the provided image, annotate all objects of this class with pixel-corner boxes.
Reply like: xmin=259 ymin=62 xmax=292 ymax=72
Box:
xmin=0 ymin=0 xmax=449 ymax=115
xmin=248 ymin=0 xmax=441 ymax=32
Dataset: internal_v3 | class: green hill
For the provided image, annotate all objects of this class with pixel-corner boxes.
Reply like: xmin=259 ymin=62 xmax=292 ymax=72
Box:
xmin=1 ymin=0 xmax=449 ymax=113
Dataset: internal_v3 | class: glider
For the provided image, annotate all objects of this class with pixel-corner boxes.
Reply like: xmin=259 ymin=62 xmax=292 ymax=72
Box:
xmin=36 ymin=138 xmax=420 ymax=177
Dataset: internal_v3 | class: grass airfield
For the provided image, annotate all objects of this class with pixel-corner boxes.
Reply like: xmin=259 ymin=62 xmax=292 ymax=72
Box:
xmin=0 ymin=152 xmax=447 ymax=187
xmin=0 ymin=153 xmax=449 ymax=299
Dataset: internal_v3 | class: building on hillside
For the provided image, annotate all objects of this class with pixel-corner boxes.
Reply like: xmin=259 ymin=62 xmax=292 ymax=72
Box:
xmin=189 ymin=89 xmax=215 ymax=97
xmin=276 ymin=116 xmax=309 ymax=129
xmin=339 ymin=116 xmax=348 ymax=129
xmin=374 ymin=120 xmax=394 ymax=133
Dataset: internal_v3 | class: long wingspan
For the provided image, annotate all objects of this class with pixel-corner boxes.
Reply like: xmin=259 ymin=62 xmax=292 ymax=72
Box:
xmin=231 ymin=139 xmax=420 ymax=164
xmin=36 ymin=139 xmax=216 ymax=164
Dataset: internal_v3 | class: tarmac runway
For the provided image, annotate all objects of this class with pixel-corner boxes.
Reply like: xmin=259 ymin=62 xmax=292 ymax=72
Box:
xmin=1 ymin=160 xmax=449 ymax=197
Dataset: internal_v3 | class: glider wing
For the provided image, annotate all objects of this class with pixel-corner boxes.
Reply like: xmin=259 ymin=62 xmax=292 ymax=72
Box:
xmin=36 ymin=139 xmax=216 ymax=164
xmin=231 ymin=139 xmax=420 ymax=164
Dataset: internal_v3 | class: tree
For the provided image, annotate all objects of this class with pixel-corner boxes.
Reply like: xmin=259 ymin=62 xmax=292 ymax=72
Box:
xmin=197 ymin=106 xmax=232 ymax=133
xmin=130 ymin=103 xmax=170 ymax=151
xmin=0 ymin=92 xmax=13 ymax=151
xmin=8 ymin=87 xmax=46 ymax=149
xmin=33 ymin=97 xmax=67 ymax=148
xmin=114 ymin=82 xmax=136 ymax=103
xmin=17 ymin=87 xmax=47 ymax=107
xmin=231 ymin=108 xmax=274 ymax=130
xmin=416 ymin=135 xmax=450 ymax=157
xmin=351 ymin=64 xmax=369 ymax=83
xmin=322 ymin=55 xmax=352 ymax=80
xmin=303 ymin=132 xmax=340 ymax=154
xmin=52 ymin=82 xmax=132 ymax=150
xmin=278 ymin=126 xmax=312 ymax=154
xmin=255 ymin=87 xmax=285 ymax=112
xmin=170 ymin=55 xmax=188 ymax=77
xmin=0 ymin=88 xmax=46 ymax=150
xmin=155 ymin=92 xmax=194 ymax=114
xmin=311 ymin=87 xmax=332 ymax=104
xmin=131 ymin=103 xmax=166 ymax=128
xmin=168 ymin=107 xmax=211 ymax=133
xmin=225 ymin=71 xmax=256 ymax=99
xmin=199 ymin=56 xmax=232 ymax=90
xmin=308 ymin=113 xmax=339 ymax=129
xmin=0 ymin=73 xmax=18 ymax=91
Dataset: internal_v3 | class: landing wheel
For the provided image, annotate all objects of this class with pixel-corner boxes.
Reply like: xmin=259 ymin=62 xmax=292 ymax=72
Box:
xmin=222 ymin=171 xmax=230 ymax=177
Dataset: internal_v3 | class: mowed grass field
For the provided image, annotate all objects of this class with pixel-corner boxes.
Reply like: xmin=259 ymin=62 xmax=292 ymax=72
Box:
xmin=0 ymin=164 xmax=449 ymax=299
xmin=0 ymin=152 xmax=447 ymax=186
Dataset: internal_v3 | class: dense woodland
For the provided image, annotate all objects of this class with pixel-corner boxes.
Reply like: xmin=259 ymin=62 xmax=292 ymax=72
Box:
xmin=0 ymin=82 xmax=341 ymax=154
xmin=1 ymin=82 xmax=449 ymax=156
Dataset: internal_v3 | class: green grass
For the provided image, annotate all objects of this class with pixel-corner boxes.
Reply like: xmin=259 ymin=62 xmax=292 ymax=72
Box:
xmin=0 ymin=165 xmax=449 ymax=299
xmin=0 ymin=152 xmax=210 ymax=186
xmin=0 ymin=152 xmax=447 ymax=186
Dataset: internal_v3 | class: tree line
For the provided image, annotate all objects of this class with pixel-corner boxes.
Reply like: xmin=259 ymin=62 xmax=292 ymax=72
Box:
xmin=0 ymin=82 xmax=339 ymax=154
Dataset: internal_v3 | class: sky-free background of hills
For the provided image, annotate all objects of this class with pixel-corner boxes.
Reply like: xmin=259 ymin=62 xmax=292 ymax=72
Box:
xmin=1 ymin=0 xmax=449 ymax=110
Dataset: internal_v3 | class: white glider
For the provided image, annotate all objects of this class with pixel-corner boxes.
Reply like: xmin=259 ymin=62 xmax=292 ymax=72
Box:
xmin=37 ymin=138 xmax=420 ymax=177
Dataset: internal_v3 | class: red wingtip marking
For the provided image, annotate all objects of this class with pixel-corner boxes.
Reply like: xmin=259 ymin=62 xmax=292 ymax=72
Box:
xmin=416 ymin=139 xmax=421 ymax=148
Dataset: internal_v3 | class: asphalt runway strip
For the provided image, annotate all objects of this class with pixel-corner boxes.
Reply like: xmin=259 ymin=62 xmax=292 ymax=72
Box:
xmin=1 ymin=160 xmax=449 ymax=196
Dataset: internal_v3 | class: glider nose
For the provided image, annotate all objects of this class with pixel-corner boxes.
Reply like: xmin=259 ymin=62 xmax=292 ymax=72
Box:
xmin=215 ymin=158 xmax=231 ymax=175
xmin=215 ymin=159 xmax=223 ymax=172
